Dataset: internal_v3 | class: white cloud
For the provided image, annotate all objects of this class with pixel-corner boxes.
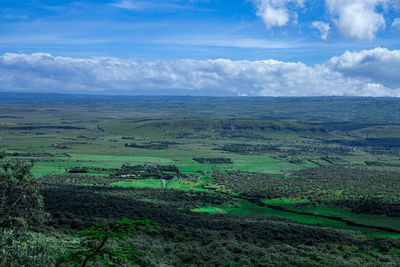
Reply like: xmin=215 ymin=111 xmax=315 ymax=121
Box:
xmin=327 ymin=47 xmax=400 ymax=89
xmin=312 ymin=21 xmax=331 ymax=40
xmin=252 ymin=0 xmax=305 ymax=28
xmin=251 ymin=0 xmax=398 ymax=41
xmin=392 ymin=17 xmax=400 ymax=30
xmin=325 ymin=0 xmax=387 ymax=40
xmin=0 ymin=49 xmax=399 ymax=97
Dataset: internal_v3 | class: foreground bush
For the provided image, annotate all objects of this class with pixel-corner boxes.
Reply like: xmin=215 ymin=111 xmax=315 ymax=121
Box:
xmin=0 ymin=158 xmax=45 ymax=227
xmin=0 ymin=228 xmax=69 ymax=266
xmin=57 ymin=219 xmax=156 ymax=267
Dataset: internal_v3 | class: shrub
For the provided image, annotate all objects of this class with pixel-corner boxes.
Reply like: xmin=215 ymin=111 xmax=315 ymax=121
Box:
xmin=57 ymin=219 xmax=156 ymax=267
xmin=0 ymin=158 xmax=45 ymax=227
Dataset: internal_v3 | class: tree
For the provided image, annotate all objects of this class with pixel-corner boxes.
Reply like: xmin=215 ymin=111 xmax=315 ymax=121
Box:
xmin=0 ymin=157 xmax=44 ymax=227
xmin=57 ymin=219 xmax=157 ymax=267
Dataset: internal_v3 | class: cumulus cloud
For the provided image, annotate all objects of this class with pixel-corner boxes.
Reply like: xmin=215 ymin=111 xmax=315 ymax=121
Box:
xmin=325 ymin=0 xmax=387 ymax=40
xmin=312 ymin=21 xmax=331 ymax=40
xmin=327 ymin=47 xmax=400 ymax=89
xmin=250 ymin=0 xmax=398 ymax=40
xmin=0 ymin=49 xmax=399 ymax=97
xmin=392 ymin=17 xmax=400 ymax=30
xmin=252 ymin=0 xmax=304 ymax=28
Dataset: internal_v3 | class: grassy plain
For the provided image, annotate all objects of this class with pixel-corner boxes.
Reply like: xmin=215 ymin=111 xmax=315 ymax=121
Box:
xmin=1 ymin=94 xmax=400 ymax=240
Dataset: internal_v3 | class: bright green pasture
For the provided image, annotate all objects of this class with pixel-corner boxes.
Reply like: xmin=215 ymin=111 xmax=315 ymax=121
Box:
xmin=32 ymin=151 xmax=310 ymax=178
xmin=299 ymin=161 xmax=319 ymax=168
xmin=31 ymin=164 xmax=67 ymax=177
xmin=31 ymin=160 xmax=120 ymax=177
xmin=32 ymin=162 xmax=110 ymax=178
xmin=174 ymin=157 xmax=215 ymax=174
xmin=192 ymin=199 xmax=400 ymax=238
xmin=263 ymin=198 xmax=400 ymax=232
xmin=31 ymin=154 xmax=175 ymax=177
xmin=191 ymin=207 xmax=227 ymax=214
xmin=175 ymin=154 xmax=306 ymax=174
xmin=110 ymin=178 xmax=208 ymax=192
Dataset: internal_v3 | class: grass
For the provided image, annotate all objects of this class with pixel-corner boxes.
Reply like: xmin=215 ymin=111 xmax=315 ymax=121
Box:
xmin=191 ymin=207 xmax=227 ymax=214
xmin=31 ymin=151 xmax=311 ymax=178
xmin=262 ymin=198 xmax=400 ymax=232
xmin=192 ymin=199 xmax=400 ymax=238
xmin=31 ymin=164 xmax=67 ymax=177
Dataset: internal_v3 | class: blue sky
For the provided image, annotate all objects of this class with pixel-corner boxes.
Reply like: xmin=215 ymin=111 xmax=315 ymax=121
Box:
xmin=0 ymin=0 xmax=400 ymax=96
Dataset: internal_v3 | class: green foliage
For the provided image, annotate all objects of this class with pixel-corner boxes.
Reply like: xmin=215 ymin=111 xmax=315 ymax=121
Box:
xmin=124 ymin=141 xmax=179 ymax=149
xmin=57 ymin=219 xmax=156 ymax=267
xmin=41 ymin=173 xmax=125 ymax=186
xmin=212 ymin=167 xmax=400 ymax=216
xmin=114 ymin=163 xmax=182 ymax=179
xmin=214 ymin=143 xmax=280 ymax=154
xmin=0 ymin=228 xmax=68 ymax=266
xmin=0 ymin=158 xmax=45 ymax=227
xmin=192 ymin=157 xmax=233 ymax=164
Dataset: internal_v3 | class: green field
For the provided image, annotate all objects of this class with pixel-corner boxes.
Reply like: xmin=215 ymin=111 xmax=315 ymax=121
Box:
xmin=30 ymin=152 xmax=312 ymax=178
xmin=192 ymin=199 xmax=400 ymax=238
xmin=263 ymin=198 xmax=400 ymax=233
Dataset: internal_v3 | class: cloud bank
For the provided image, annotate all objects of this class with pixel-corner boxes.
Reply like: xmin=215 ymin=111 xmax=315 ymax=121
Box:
xmin=327 ymin=47 xmax=400 ymax=89
xmin=0 ymin=48 xmax=399 ymax=97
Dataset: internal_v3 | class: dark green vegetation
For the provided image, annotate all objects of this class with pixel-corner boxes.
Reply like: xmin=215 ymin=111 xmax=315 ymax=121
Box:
xmin=0 ymin=158 xmax=45 ymax=227
xmin=1 ymin=93 xmax=400 ymax=266
xmin=212 ymin=167 xmax=400 ymax=216
xmin=57 ymin=219 xmax=156 ymax=267
xmin=192 ymin=157 xmax=233 ymax=164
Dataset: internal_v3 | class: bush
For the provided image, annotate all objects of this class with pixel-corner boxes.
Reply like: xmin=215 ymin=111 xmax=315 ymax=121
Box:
xmin=57 ymin=219 xmax=156 ymax=267
xmin=0 ymin=228 xmax=69 ymax=266
xmin=0 ymin=158 xmax=45 ymax=227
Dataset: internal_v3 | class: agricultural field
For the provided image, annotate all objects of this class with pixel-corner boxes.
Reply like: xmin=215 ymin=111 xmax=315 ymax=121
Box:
xmin=1 ymin=93 xmax=400 ymax=266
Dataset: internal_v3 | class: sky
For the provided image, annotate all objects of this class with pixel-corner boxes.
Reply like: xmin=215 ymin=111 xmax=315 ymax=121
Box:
xmin=0 ymin=0 xmax=400 ymax=96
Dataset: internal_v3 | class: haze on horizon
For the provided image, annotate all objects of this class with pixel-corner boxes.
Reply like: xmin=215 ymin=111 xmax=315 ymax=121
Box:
xmin=0 ymin=0 xmax=400 ymax=97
